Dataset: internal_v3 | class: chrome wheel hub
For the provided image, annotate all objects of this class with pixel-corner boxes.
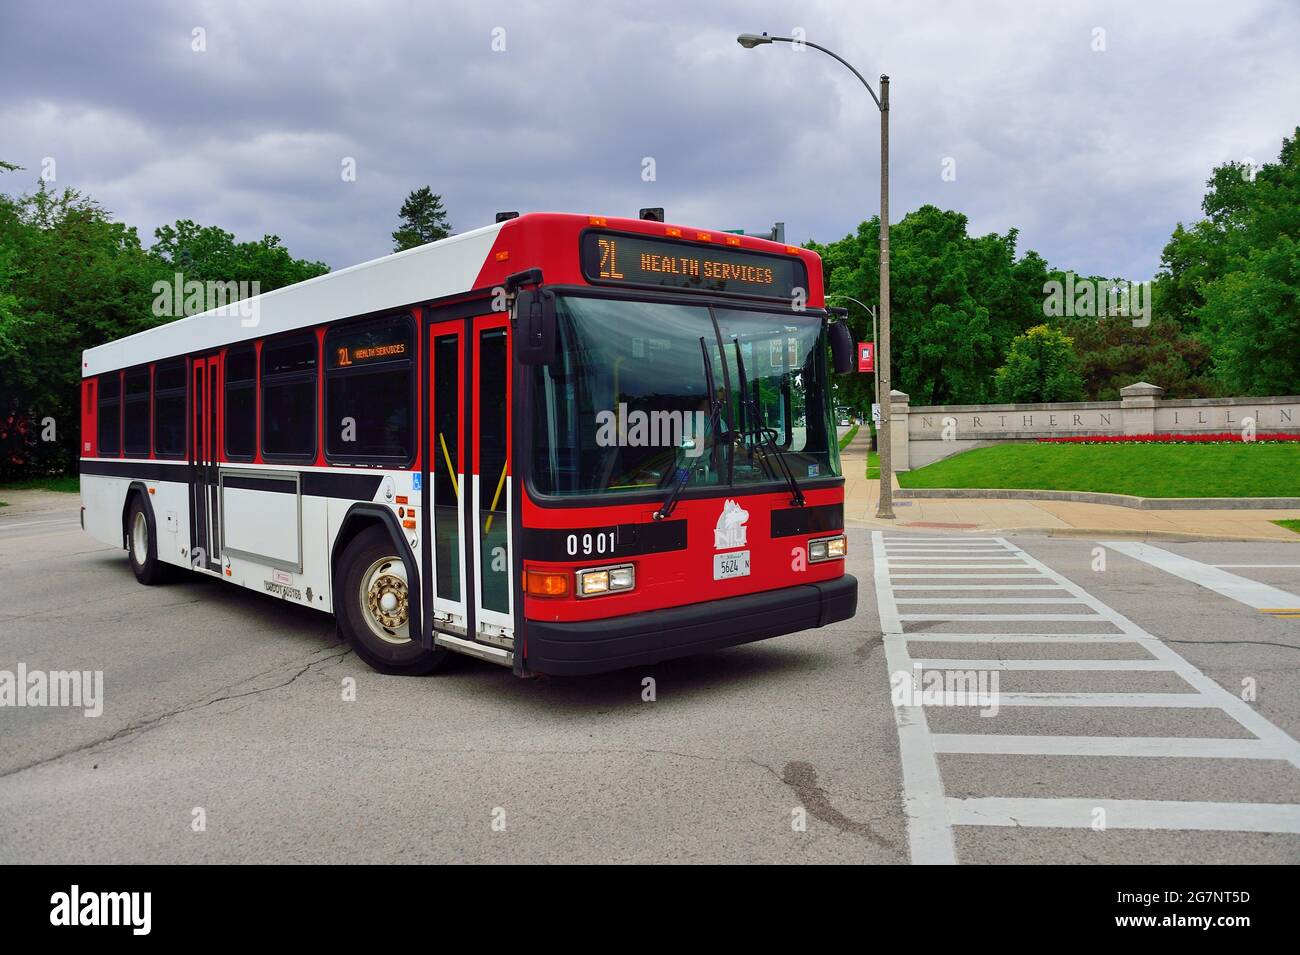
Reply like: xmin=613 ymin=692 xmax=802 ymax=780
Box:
xmin=359 ymin=557 xmax=410 ymax=644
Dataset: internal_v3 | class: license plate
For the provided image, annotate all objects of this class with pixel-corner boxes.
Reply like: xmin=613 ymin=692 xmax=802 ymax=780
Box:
xmin=713 ymin=550 xmax=751 ymax=580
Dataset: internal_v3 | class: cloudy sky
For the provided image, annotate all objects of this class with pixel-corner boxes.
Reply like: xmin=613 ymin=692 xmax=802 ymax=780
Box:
xmin=2 ymin=0 xmax=1297 ymax=280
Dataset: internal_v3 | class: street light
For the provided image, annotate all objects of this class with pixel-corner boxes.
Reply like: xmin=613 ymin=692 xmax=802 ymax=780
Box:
xmin=737 ymin=31 xmax=895 ymax=520
xmin=825 ymin=293 xmax=878 ymax=429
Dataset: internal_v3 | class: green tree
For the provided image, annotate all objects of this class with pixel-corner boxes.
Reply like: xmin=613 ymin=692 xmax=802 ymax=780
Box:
xmin=1058 ymin=315 xmax=1215 ymax=400
xmin=392 ymin=186 xmax=451 ymax=251
xmin=150 ymin=219 xmax=328 ymax=291
xmin=994 ymin=324 xmax=1084 ymax=403
xmin=1156 ymin=127 xmax=1300 ymax=394
xmin=811 ymin=205 xmax=1048 ymax=406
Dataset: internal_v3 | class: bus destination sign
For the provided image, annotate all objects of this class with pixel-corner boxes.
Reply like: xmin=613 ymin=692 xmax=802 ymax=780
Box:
xmin=580 ymin=231 xmax=805 ymax=299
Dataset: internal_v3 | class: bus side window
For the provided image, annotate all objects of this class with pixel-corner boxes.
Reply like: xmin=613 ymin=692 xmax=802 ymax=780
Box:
xmin=98 ymin=372 xmax=121 ymax=456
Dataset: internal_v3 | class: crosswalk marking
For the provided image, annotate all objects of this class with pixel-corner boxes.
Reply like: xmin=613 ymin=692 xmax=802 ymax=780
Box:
xmin=1102 ymin=541 xmax=1300 ymax=612
xmin=873 ymin=532 xmax=1300 ymax=865
xmin=948 ymin=797 xmax=1300 ymax=833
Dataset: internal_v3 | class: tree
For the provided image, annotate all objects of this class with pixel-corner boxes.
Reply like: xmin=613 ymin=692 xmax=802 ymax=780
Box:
xmin=994 ymin=324 xmax=1084 ymax=403
xmin=1059 ymin=315 xmax=1215 ymax=400
xmin=392 ymin=187 xmax=451 ymax=251
xmin=1156 ymin=127 xmax=1300 ymax=394
xmin=0 ymin=173 xmax=331 ymax=476
xmin=811 ymin=205 xmax=1048 ymax=406
xmin=150 ymin=219 xmax=328 ymax=293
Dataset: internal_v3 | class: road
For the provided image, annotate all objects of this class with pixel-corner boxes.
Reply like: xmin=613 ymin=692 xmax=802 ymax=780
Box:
xmin=1 ymin=502 xmax=1298 ymax=863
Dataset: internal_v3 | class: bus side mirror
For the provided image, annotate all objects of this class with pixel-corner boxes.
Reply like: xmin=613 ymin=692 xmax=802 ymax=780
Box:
xmin=515 ymin=289 xmax=557 ymax=366
xmin=828 ymin=320 xmax=855 ymax=375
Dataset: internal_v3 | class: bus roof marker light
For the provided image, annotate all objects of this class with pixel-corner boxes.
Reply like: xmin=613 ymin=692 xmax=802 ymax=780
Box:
xmin=786 ymin=246 xmax=800 ymax=255
xmin=725 ymin=236 xmax=742 ymax=246
xmin=588 ymin=216 xmax=607 ymax=226
xmin=495 ymin=251 xmax=510 ymax=262
xmin=696 ymin=232 xmax=712 ymax=242
xmin=665 ymin=227 xmax=682 ymax=237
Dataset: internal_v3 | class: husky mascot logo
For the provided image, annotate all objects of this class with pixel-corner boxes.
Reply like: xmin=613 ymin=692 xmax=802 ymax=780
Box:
xmin=714 ymin=498 xmax=749 ymax=550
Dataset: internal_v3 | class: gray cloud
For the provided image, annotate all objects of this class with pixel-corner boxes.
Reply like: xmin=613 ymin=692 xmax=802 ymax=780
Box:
xmin=2 ymin=0 xmax=1297 ymax=279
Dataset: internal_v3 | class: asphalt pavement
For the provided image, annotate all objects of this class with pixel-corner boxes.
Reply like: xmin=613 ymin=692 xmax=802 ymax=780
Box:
xmin=1 ymin=502 xmax=1297 ymax=863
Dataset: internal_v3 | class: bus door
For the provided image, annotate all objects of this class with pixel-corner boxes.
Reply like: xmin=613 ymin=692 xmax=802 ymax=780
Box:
xmin=189 ymin=354 xmax=221 ymax=571
xmin=471 ymin=314 xmax=513 ymax=648
xmin=427 ymin=320 xmax=468 ymax=637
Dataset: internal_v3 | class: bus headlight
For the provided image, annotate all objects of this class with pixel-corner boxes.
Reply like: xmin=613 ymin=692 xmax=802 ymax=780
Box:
xmin=809 ymin=535 xmax=847 ymax=562
xmin=577 ymin=563 xmax=635 ymax=597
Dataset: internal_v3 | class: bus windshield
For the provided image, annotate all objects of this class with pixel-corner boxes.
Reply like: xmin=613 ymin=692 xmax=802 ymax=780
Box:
xmin=528 ymin=295 xmax=841 ymax=497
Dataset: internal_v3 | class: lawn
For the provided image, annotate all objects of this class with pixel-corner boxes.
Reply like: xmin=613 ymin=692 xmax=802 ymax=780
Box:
xmin=1274 ymin=520 xmax=1300 ymax=535
xmin=837 ymin=424 xmax=859 ymax=451
xmin=896 ymin=443 xmax=1300 ymax=498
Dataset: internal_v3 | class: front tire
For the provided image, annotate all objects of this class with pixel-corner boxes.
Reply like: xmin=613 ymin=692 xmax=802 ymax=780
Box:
xmin=336 ymin=525 xmax=449 ymax=675
xmin=127 ymin=496 xmax=169 ymax=585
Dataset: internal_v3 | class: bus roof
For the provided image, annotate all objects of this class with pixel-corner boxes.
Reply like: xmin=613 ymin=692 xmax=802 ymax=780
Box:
xmin=81 ymin=212 xmax=822 ymax=377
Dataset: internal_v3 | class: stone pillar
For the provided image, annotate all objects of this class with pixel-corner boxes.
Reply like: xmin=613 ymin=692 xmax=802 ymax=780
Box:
xmin=889 ymin=389 xmax=911 ymax=471
xmin=1120 ymin=381 xmax=1164 ymax=436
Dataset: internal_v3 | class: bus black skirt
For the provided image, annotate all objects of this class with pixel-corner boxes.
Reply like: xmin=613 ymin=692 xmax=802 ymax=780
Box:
xmin=523 ymin=574 xmax=858 ymax=676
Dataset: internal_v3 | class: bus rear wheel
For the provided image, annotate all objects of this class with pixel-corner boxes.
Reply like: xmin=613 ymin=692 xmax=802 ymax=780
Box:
xmin=336 ymin=525 xmax=450 ymax=675
xmin=127 ymin=496 xmax=169 ymax=585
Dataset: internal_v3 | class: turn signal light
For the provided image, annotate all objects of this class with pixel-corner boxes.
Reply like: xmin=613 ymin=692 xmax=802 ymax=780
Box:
xmin=526 ymin=570 xmax=569 ymax=598
xmin=402 ymin=519 xmax=416 ymax=529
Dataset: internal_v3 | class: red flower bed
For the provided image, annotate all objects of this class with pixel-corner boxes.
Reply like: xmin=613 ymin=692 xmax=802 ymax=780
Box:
xmin=1038 ymin=433 xmax=1300 ymax=444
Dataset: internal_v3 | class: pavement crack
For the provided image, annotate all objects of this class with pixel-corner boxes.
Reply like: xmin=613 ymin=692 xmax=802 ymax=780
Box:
xmin=0 ymin=646 xmax=353 ymax=779
xmin=1165 ymin=638 xmax=1300 ymax=651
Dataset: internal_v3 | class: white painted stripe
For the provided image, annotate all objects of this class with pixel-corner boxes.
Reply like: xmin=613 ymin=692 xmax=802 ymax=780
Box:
xmin=988 ymin=693 xmax=1211 ymax=708
xmin=0 ymin=518 xmax=79 ymax=530
xmin=1102 ymin=541 xmax=1300 ymax=611
xmin=903 ymin=633 xmax=1136 ymax=643
xmin=932 ymin=734 xmax=1284 ymax=759
xmin=890 ymin=565 xmax=1034 ymax=571
xmin=874 ymin=531 xmax=957 ymax=865
xmin=948 ymin=796 xmax=1300 ymax=833
xmin=884 ymin=537 xmax=1002 ymax=542
xmin=911 ymin=659 xmax=1171 ymax=671
xmin=899 ymin=613 xmax=1105 ymax=622
xmin=888 ymin=573 xmax=1044 ymax=579
xmin=888 ymin=556 xmax=1028 ymax=561
xmin=891 ymin=584 xmax=1068 ymax=590
xmin=894 ymin=597 xmax=1085 ymax=604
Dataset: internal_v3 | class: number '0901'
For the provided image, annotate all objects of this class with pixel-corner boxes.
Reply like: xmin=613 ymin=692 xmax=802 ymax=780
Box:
xmin=567 ymin=531 xmax=614 ymax=557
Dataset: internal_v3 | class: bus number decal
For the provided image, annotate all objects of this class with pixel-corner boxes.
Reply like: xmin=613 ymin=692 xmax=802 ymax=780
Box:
xmin=567 ymin=531 xmax=615 ymax=557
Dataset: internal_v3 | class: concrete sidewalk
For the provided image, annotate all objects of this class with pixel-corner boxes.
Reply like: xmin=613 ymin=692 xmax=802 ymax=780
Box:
xmin=839 ymin=448 xmax=1300 ymax=542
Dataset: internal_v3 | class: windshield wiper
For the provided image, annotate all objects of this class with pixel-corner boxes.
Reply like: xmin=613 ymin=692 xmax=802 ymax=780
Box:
xmin=654 ymin=338 xmax=725 ymax=521
xmin=732 ymin=338 xmax=805 ymax=507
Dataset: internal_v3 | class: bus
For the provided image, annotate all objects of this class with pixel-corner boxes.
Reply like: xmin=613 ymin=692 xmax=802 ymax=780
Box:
xmin=79 ymin=212 xmax=858 ymax=676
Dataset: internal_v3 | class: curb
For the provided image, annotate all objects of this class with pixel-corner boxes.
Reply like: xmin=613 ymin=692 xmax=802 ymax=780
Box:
xmin=893 ymin=487 xmax=1300 ymax=510
xmin=843 ymin=518 xmax=1300 ymax=544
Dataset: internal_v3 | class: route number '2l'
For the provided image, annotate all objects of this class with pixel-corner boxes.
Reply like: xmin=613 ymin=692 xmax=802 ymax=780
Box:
xmin=597 ymin=238 xmax=624 ymax=280
xmin=567 ymin=530 xmax=615 ymax=557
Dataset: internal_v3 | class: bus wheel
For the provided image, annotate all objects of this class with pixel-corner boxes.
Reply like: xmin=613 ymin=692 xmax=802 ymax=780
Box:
xmin=127 ymin=496 xmax=169 ymax=585
xmin=337 ymin=525 xmax=449 ymax=675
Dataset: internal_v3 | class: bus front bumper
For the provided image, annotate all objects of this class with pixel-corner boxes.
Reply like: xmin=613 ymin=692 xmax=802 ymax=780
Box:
xmin=522 ymin=574 xmax=857 ymax=676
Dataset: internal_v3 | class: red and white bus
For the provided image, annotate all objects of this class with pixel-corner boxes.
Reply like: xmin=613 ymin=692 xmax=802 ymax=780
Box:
xmin=80 ymin=212 xmax=858 ymax=676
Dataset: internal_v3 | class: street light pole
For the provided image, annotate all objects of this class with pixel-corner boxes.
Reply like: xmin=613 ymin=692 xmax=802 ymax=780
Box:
xmin=876 ymin=74 xmax=894 ymax=518
xmin=737 ymin=33 xmax=895 ymax=519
